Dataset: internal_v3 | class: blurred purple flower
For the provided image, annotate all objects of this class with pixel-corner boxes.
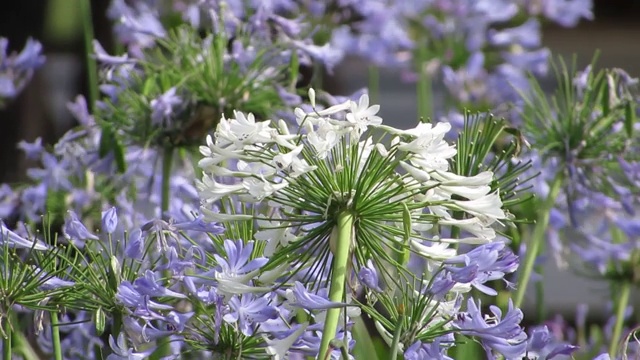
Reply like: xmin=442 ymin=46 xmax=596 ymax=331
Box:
xmin=125 ymin=228 xmax=144 ymax=259
xmin=150 ymin=87 xmax=183 ymax=126
xmin=445 ymin=242 xmax=519 ymax=295
xmin=502 ymin=48 xmax=551 ymax=76
xmin=92 ymin=40 xmax=132 ymax=65
xmin=27 ymin=153 xmax=73 ymax=191
xmin=17 ymin=137 xmax=43 ymax=160
xmin=106 ymin=333 xmax=153 ymax=360
xmin=116 ymin=281 xmax=173 ymax=312
xmin=405 ymin=336 xmax=454 ymax=360
xmin=107 ymin=0 xmax=166 ymax=56
xmin=0 ymin=184 xmax=18 ymax=219
xmin=0 ymin=37 xmax=45 ymax=100
xmin=173 ymin=215 xmax=224 ymax=234
xmin=543 ymin=0 xmax=593 ymax=27
xmin=526 ymin=325 xmax=578 ymax=359
xmin=488 ymin=19 xmax=541 ymax=48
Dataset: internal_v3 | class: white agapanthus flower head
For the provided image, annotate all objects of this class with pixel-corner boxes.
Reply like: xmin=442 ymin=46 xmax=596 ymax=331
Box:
xmin=197 ymin=88 xmax=508 ymax=289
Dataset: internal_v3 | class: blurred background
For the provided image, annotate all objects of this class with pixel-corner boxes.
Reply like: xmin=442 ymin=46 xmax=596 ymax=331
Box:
xmin=1 ymin=0 xmax=639 ymax=320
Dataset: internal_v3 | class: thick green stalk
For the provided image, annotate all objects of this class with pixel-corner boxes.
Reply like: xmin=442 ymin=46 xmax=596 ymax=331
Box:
xmin=50 ymin=311 xmax=63 ymax=360
xmin=318 ymin=212 xmax=354 ymax=360
xmin=3 ymin=318 xmax=11 ymax=360
xmin=80 ymin=0 xmax=98 ymax=111
xmin=416 ymin=43 xmax=432 ymax=121
xmin=160 ymin=146 xmax=173 ymax=219
xmin=112 ymin=311 xmax=123 ymax=346
xmin=12 ymin=330 xmax=39 ymax=360
xmin=352 ymin=317 xmax=381 ymax=360
xmin=389 ymin=320 xmax=403 ymax=360
xmin=514 ymin=172 xmax=564 ymax=308
xmin=609 ymin=281 xmax=631 ymax=357
xmin=151 ymin=147 xmax=174 ymax=360
xmin=368 ymin=65 xmax=379 ymax=104
xmin=534 ymin=264 xmax=546 ymax=321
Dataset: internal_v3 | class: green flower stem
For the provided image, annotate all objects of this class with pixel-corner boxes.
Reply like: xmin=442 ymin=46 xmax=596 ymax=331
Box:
xmin=368 ymin=65 xmax=379 ymax=104
xmin=161 ymin=146 xmax=173 ymax=218
xmin=80 ymin=0 xmax=98 ymax=111
xmin=389 ymin=319 xmax=403 ymax=360
xmin=51 ymin=311 xmax=63 ymax=360
xmin=12 ymin=330 xmax=39 ymax=360
xmin=3 ymin=318 xmax=11 ymax=360
xmin=416 ymin=43 xmax=432 ymax=121
xmin=112 ymin=310 xmax=123 ymax=346
xmin=535 ymin=264 xmax=546 ymax=321
xmin=318 ymin=211 xmax=354 ymax=360
xmin=151 ymin=146 xmax=174 ymax=359
xmin=514 ymin=172 xmax=564 ymax=308
xmin=609 ymin=281 xmax=631 ymax=358
xmin=352 ymin=317 xmax=381 ymax=360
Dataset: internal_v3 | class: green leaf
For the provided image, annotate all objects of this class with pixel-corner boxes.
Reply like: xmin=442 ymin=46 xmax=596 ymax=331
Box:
xmin=107 ymin=255 xmax=121 ymax=291
xmin=112 ymin=135 xmax=127 ymax=173
xmin=352 ymin=317 xmax=382 ymax=360
xmin=98 ymin=124 xmax=114 ymax=158
xmin=400 ymin=203 xmax=411 ymax=266
xmin=289 ymin=50 xmax=299 ymax=90
xmin=45 ymin=190 xmax=67 ymax=224
xmin=601 ymin=74 xmax=610 ymax=116
xmin=142 ymin=76 xmax=157 ymax=97
xmin=625 ymin=100 xmax=635 ymax=137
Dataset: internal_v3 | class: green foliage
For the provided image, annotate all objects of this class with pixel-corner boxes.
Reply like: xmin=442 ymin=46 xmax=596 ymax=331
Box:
xmin=97 ymin=24 xmax=287 ymax=153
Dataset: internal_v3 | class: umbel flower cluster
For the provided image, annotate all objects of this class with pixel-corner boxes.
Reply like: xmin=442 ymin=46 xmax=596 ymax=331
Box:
xmin=193 ymin=89 xmax=526 ymax=358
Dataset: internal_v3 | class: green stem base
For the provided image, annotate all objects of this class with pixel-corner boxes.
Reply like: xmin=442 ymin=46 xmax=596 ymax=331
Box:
xmin=318 ymin=212 xmax=354 ymax=360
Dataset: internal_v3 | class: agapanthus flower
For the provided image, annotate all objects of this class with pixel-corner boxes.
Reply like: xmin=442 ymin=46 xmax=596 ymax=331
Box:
xmin=0 ymin=37 xmax=45 ymax=106
xmin=106 ymin=333 xmax=154 ymax=360
xmin=102 ymin=206 xmax=118 ymax=234
xmin=455 ymin=299 xmax=527 ymax=359
xmin=0 ymin=221 xmax=49 ymax=250
xmin=197 ymin=89 xmax=516 ymax=357
xmin=223 ymin=293 xmax=279 ymax=336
